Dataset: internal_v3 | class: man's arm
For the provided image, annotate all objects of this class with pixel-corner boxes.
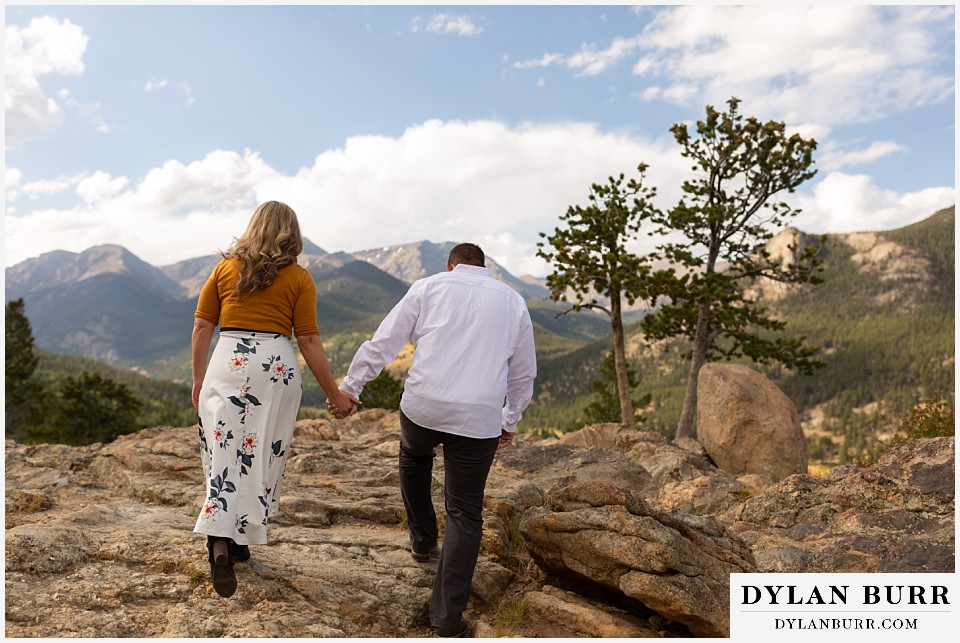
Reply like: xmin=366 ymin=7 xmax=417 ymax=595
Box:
xmin=500 ymin=305 xmax=537 ymax=445
xmin=340 ymin=283 xmax=423 ymax=400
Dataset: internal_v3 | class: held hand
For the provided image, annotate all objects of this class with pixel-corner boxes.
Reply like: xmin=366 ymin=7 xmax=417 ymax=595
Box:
xmin=497 ymin=429 xmax=514 ymax=450
xmin=327 ymin=390 xmax=361 ymax=419
xmin=330 ymin=399 xmax=360 ymax=419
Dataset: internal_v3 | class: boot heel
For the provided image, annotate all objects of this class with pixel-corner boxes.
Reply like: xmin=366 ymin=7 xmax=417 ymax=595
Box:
xmin=211 ymin=540 xmax=237 ymax=597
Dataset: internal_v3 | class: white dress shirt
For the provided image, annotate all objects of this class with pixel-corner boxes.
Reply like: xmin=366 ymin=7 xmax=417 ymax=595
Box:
xmin=340 ymin=264 xmax=537 ymax=439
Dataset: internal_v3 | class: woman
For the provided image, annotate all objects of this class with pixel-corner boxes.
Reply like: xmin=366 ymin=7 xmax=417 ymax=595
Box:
xmin=191 ymin=200 xmax=358 ymax=598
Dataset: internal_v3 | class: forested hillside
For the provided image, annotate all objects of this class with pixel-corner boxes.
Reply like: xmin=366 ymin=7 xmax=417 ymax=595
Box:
xmin=527 ymin=207 xmax=955 ymax=465
xmin=12 ymin=349 xmax=196 ymax=443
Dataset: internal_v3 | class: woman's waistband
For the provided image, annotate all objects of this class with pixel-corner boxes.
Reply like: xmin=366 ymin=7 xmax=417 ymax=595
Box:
xmin=219 ymin=327 xmax=287 ymax=340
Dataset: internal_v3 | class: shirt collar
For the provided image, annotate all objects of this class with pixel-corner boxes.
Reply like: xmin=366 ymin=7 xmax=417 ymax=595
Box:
xmin=451 ymin=264 xmax=492 ymax=277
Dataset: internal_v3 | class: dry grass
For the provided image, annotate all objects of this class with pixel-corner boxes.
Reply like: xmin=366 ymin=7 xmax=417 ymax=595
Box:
xmin=6 ymin=489 xmax=52 ymax=514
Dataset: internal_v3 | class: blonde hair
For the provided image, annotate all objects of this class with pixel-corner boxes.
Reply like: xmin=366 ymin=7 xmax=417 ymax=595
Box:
xmin=224 ymin=201 xmax=303 ymax=297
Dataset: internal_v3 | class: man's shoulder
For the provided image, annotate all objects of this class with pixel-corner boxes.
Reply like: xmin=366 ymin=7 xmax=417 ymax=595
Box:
xmin=435 ymin=269 xmax=527 ymax=303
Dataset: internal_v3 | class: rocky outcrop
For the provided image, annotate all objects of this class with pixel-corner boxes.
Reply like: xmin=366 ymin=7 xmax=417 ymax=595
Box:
xmin=522 ymin=585 xmax=661 ymax=638
xmin=697 ymin=362 xmax=808 ymax=481
xmin=492 ymin=439 xmax=656 ymax=498
xmin=5 ymin=412 xmax=954 ymax=637
xmin=744 ymin=227 xmax=819 ymax=302
xmin=520 ymin=480 xmax=756 ymax=637
xmin=726 ymin=436 xmax=955 ymax=573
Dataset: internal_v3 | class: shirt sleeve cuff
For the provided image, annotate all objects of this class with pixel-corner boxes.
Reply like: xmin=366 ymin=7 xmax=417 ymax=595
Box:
xmin=340 ymin=377 xmax=363 ymax=399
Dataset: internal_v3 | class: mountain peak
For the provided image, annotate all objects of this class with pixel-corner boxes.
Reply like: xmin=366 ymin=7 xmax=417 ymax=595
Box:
xmin=350 ymin=240 xmax=549 ymax=299
xmin=5 ymin=243 xmax=183 ymax=300
xmin=302 ymin=237 xmax=327 ymax=256
xmin=350 ymin=241 xmax=452 ymax=285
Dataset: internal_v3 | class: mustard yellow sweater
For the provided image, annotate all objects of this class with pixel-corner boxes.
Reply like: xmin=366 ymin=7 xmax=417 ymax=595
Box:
xmin=195 ymin=258 xmax=320 ymax=337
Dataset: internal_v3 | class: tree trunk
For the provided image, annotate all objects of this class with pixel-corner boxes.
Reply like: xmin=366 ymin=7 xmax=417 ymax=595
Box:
xmin=675 ymin=303 xmax=710 ymax=440
xmin=609 ymin=293 xmax=636 ymax=430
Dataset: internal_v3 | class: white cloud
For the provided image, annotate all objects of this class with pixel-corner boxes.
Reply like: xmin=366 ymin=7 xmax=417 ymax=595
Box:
xmin=144 ymin=78 xmax=193 ymax=109
xmin=794 ymin=172 xmax=955 ymax=234
xmin=5 ymin=149 xmax=280 ymax=267
xmin=637 ymin=83 xmax=698 ymax=103
xmin=477 ymin=231 xmax=548 ymax=278
xmin=4 ymin=16 xmax=88 ymax=148
xmin=513 ymin=52 xmax=564 ymax=70
xmin=513 ymin=6 xmax=953 ymax=133
xmin=23 ymin=176 xmax=75 ymax=198
xmin=412 ymin=14 xmax=483 ymax=37
xmin=513 ymin=36 xmax=644 ymax=77
xmin=6 ymin=168 xmax=23 ymax=186
xmin=633 ymin=5 xmax=954 ymax=129
xmin=5 ymin=167 xmax=23 ymax=202
xmin=256 ymin=120 xmax=691 ymax=268
xmin=4 ymin=121 xmax=687 ymax=272
xmin=6 ymin=121 xmax=951 ymax=275
xmin=819 ymin=141 xmax=908 ymax=172
xmin=177 ymin=82 xmax=195 ymax=107
xmin=632 ymin=55 xmax=657 ymax=76
xmin=144 ymin=78 xmax=169 ymax=91
xmin=566 ymin=35 xmax=644 ymax=77
xmin=76 ymin=171 xmax=130 ymax=203
xmin=59 ymin=92 xmax=112 ymax=134
xmin=134 ymin=149 xmax=277 ymax=210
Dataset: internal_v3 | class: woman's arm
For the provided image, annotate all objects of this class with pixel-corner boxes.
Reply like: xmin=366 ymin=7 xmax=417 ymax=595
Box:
xmin=191 ymin=317 xmax=216 ymax=411
xmin=297 ymin=334 xmax=360 ymax=417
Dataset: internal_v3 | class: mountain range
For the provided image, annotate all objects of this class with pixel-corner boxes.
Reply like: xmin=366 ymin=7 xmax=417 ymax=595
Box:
xmin=6 ymin=206 xmax=954 ymax=454
xmin=4 ymin=238 xmax=608 ymax=381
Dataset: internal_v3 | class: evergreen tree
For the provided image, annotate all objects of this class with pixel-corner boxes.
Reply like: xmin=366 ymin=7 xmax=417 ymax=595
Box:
xmin=537 ymin=165 xmax=659 ymax=429
xmin=582 ymin=352 xmax=651 ymax=425
xmin=25 ymin=371 xmax=142 ymax=445
xmin=644 ymin=98 xmax=825 ymax=440
xmin=360 ymin=369 xmax=403 ymax=411
xmin=5 ymin=298 xmax=41 ymax=439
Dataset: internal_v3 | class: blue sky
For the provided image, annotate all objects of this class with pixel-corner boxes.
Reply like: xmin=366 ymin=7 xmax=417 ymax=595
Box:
xmin=4 ymin=3 xmax=956 ymax=276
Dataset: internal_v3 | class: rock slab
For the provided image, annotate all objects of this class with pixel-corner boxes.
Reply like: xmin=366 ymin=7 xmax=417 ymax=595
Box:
xmin=520 ymin=480 xmax=757 ymax=637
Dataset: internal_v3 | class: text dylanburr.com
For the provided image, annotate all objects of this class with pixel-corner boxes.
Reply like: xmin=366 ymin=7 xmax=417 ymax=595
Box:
xmin=730 ymin=573 xmax=957 ymax=640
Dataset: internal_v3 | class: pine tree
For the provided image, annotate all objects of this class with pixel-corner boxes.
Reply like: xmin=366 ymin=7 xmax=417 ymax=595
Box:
xmin=582 ymin=352 xmax=651 ymax=425
xmin=537 ymin=165 xmax=659 ymax=429
xmin=644 ymin=98 xmax=825 ymax=440
xmin=5 ymin=298 xmax=40 ymax=439
xmin=25 ymin=371 xmax=142 ymax=445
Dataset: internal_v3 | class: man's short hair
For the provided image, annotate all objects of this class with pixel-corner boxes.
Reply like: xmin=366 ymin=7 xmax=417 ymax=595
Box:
xmin=448 ymin=243 xmax=485 ymax=267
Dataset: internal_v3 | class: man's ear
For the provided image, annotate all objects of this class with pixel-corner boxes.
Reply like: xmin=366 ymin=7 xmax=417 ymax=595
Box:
xmin=446 ymin=262 xmax=455 ymax=272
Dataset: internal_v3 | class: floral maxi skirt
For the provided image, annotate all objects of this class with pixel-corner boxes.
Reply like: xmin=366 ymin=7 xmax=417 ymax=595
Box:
xmin=193 ymin=331 xmax=302 ymax=545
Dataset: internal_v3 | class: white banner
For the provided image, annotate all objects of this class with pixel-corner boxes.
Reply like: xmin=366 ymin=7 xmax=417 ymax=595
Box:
xmin=730 ymin=573 xmax=958 ymax=641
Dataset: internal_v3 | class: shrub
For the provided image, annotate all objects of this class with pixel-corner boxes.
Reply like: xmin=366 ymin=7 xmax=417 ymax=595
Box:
xmin=897 ymin=391 xmax=955 ymax=440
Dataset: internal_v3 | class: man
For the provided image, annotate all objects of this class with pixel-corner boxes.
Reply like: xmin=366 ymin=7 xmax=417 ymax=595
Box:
xmin=335 ymin=243 xmax=536 ymax=637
